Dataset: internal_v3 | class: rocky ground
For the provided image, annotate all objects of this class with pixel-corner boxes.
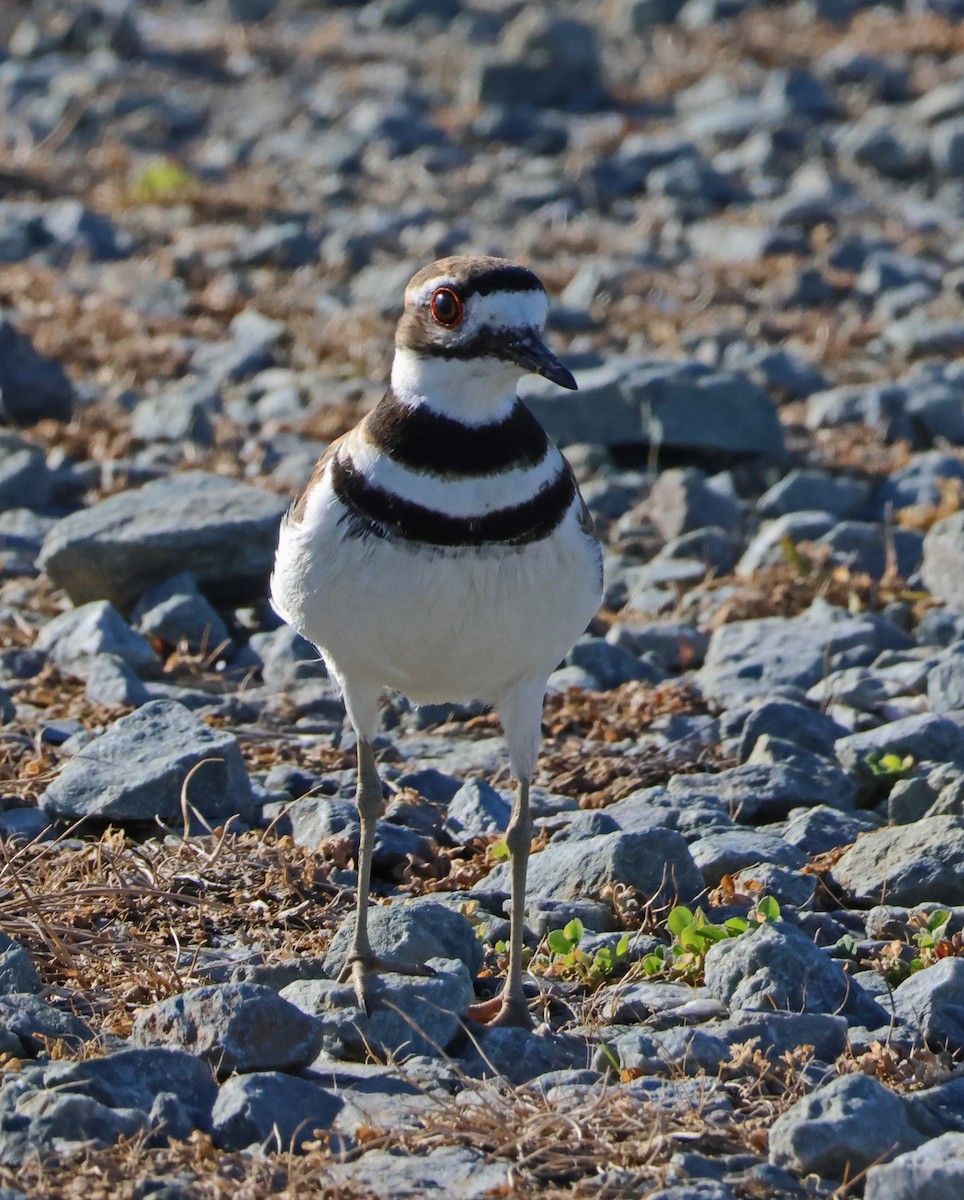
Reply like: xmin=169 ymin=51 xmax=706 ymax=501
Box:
xmin=1 ymin=0 xmax=964 ymax=1196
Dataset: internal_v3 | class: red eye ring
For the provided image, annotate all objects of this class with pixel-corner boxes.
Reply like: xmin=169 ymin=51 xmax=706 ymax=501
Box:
xmin=430 ymin=287 xmax=463 ymax=327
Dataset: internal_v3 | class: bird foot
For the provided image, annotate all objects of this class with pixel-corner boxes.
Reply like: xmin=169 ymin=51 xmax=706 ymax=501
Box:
xmin=466 ymin=994 xmax=534 ymax=1029
xmin=337 ymin=954 xmax=435 ymax=1015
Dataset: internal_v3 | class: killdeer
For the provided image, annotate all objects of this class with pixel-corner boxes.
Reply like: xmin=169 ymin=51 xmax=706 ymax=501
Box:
xmin=271 ymin=255 xmax=603 ymax=1027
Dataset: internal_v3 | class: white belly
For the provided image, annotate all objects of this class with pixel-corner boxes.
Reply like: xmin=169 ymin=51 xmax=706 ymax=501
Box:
xmin=271 ymin=488 xmax=601 ymax=707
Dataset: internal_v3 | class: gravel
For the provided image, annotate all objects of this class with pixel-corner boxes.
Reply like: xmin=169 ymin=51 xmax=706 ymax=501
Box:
xmin=4 ymin=0 xmax=964 ymax=1194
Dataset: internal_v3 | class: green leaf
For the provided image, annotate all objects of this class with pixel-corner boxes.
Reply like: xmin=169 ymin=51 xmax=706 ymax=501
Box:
xmin=563 ymin=918 xmax=584 ymax=946
xmin=667 ymin=906 xmax=694 ymax=936
xmin=928 ymin=909 xmax=952 ymax=933
xmin=757 ymin=896 xmax=781 ymax=923
xmin=547 ymin=929 xmax=573 ymax=956
xmin=641 ymin=953 xmax=664 ymax=975
xmin=494 ymin=940 xmax=507 ymax=954
xmin=616 ymin=933 xmax=630 ymax=957
xmin=724 ymin=917 xmax=749 ymax=935
xmin=490 ymin=841 xmax=510 ymax=861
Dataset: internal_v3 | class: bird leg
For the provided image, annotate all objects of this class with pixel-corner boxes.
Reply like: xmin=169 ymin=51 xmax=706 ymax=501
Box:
xmin=489 ymin=776 xmax=534 ymax=1028
xmin=337 ymin=738 xmax=431 ymax=1013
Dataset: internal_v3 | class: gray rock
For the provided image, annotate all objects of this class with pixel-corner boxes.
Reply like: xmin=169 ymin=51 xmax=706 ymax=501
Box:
xmin=485 ymin=828 xmax=704 ymax=909
xmin=756 ymin=469 xmax=868 ymax=520
xmin=865 ymin=1132 xmax=964 ymax=1200
xmin=736 ymin=511 xmax=838 ymax=576
xmin=647 ymin=468 xmax=741 ymax=539
xmin=211 ymin=1071 xmax=343 ymax=1151
xmin=0 ymin=994 xmax=94 ymax=1054
xmin=0 ymin=433 xmax=53 ymax=510
xmin=931 ymin=116 xmax=964 ymax=178
xmin=737 ymin=699 xmax=845 ymax=761
xmin=922 ymin=512 xmax=964 ymax=612
xmin=0 ymin=934 xmax=42 ymax=995
xmin=520 ymin=361 xmax=784 ymax=457
xmin=191 ymin=310 xmax=286 ymax=386
xmin=604 ymin=619 xmax=709 ymax=670
xmin=604 ymin=786 xmax=731 ymax=839
xmin=782 ymin=805 xmax=882 ymax=855
xmin=689 ymin=830 xmax=806 ymax=888
xmin=41 ymin=699 xmax=253 ymax=823
xmin=567 ymin=637 xmax=663 ymax=689
xmin=132 ymin=983 xmax=321 ymax=1079
xmin=0 ymin=316 xmax=73 ymax=425
xmin=817 ymin=521 xmax=923 ymax=580
xmin=473 ymin=13 xmax=604 ymax=110
xmin=704 ymin=921 xmax=881 ymax=1019
xmin=38 ymin=1047 xmax=216 ymax=1131
xmin=131 ymin=380 xmax=219 ymax=446
xmin=769 ymin=1074 xmax=919 ymax=1179
xmin=885 ymin=317 xmax=964 ymax=358
xmin=712 ymin=1009 xmax=848 ymax=1063
xmin=327 ymin=1145 xmax=508 ymax=1197
xmin=835 ymin=714 xmax=964 ymax=783
xmin=455 ymin=1025 xmax=587 ymax=1085
xmin=325 ymin=901 xmax=483 ymax=981
xmin=830 ymin=817 xmax=964 ymax=907
xmin=35 ymin=600 xmax=158 ymax=675
xmin=131 ymin=572 xmax=230 ymax=653
xmin=892 ymin=958 xmax=964 ymax=1051
xmin=444 ymin=778 xmax=510 ymax=838
xmin=81 ymin=654 xmax=150 ymax=707
xmin=700 ymin=599 xmax=910 ymax=705
xmin=929 ymin=651 xmax=964 ymax=713
xmin=282 ymin=958 xmax=473 ymax=1061
xmin=667 ymin=759 xmax=857 ymax=822
xmin=39 ymin=471 xmax=288 ymax=612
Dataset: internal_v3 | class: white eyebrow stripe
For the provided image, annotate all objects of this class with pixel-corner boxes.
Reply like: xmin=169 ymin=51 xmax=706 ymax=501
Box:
xmin=405 ymin=283 xmax=549 ymax=334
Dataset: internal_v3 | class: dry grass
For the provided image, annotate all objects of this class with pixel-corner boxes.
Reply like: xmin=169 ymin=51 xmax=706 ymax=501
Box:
xmin=0 ymin=825 xmax=345 ymax=1036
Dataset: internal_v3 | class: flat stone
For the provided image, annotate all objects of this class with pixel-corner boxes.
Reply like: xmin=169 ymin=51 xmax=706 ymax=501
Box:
xmin=0 ymin=316 xmax=73 ymax=425
xmin=132 ymin=983 xmax=321 ymax=1079
xmin=769 ymin=1074 xmax=919 ymax=1179
xmin=688 ymin=829 xmax=806 ymax=888
xmin=0 ymin=935 xmax=42 ymax=995
xmin=41 ymin=699 xmax=253 ymax=823
xmin=830 ymin=817 xmax=964 ymax=907
xmin=892 ymin=958 xmax=964 ymax=1051
xmin=35 ymin=600 xmax=159 ymax=675
xmin=324 ymin=900 xmax=483 ymax=980
xmin=704 ymin=921 xmax=883 ymax=1022
xmin=327 ymin=1145 xmax=508 ymax=1198
xmin=39 ymin=471 xmax=288 ymax=612
xmin=699 ymin=600 xmax=910 ymax=704
xmin=835 ymin=712 xmax=964 ymax=782
xmin=922 ymin=512 xmax=964 ymax=612
xmin=484 ymin=828 xmax=704 ymax=909
xmin=282 ymin=958 xmax=473 ymax=1061
xmin=211 ymin=1071 xmax=343 ymax=1151
xmin=865 ymin=1132 xmax=964 ymax=1200
xmin=131 ymin=571 xmax=230 ymax=652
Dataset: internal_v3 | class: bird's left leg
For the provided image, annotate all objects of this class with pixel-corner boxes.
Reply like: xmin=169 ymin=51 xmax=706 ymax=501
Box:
xmin=474 ymin=678 xmax=547 ymax=1029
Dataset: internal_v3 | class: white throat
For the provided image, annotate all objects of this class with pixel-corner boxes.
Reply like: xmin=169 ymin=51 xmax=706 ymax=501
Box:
xmin=390 ymin=346 xmax=521 ymax=425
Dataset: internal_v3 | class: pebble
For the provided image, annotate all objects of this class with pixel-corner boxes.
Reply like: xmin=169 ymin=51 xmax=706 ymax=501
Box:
xmin=40 ymin=698 xmax=254 ymax=823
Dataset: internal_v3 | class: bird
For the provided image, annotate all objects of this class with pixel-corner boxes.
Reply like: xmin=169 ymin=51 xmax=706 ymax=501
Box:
xmin=271 ymin=255 xmax=603 ymax=1028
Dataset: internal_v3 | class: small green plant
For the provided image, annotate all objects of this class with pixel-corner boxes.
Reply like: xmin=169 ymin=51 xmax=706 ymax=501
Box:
xmin=865 ymin=750 xmax=915 ymax=780
xmin=875 ymin=909 xmax=963 ymax=985
xmin=641 ymin=897 xmax=782 ymax=984
xmin=532 ymin=918 xmax=631 ymax=989
xmin=131 ymin=157 xmax=201 ymax=203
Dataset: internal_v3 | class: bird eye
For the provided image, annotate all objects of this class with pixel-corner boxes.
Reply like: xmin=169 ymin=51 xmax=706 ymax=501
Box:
xmin=430 ymin=287 xmax=463 ymax=327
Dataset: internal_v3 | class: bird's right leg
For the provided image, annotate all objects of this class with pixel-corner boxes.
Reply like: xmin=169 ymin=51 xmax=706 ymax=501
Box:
xmin=337 ymin=731 xmax=432 ymax=1012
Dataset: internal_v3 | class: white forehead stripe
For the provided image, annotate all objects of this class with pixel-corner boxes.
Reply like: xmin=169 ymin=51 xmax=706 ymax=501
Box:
xmin=405 ymin=281 xmax=549 ymax=332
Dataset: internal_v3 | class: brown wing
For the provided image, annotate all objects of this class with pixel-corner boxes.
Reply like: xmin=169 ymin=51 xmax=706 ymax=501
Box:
xmin=287 ymin=435 xmax=344 ymax=525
